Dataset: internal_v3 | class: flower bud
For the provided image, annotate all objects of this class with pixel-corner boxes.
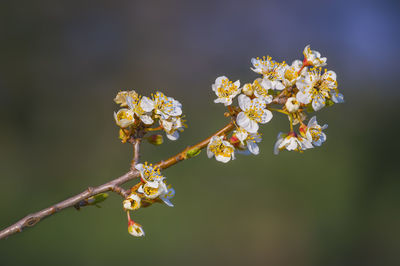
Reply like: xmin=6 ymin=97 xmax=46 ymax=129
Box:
xmin=114 ymin=108 xmax=135 ymax=128
xmin=128 ymin=220 xmax=145 ymax=237
xmin=242 ymin=83 xmax=254 ymax=97
xmin=146 ymin=134 xmax=164 ymax=145
xmin=186 ymin=147 xmax=201 ymax=158
xmin=285 ymin=97 xmax=300 ymax=113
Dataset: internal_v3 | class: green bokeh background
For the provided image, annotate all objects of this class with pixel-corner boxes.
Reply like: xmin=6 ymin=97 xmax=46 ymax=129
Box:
xmin=1 ymin=1 xmax=399 ymax=266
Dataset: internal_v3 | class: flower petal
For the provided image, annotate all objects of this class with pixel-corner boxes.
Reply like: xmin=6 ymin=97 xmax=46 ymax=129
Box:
xmin=140 ymin=115 xmax=154 ymax=125
xmin=274 ymin=137 xmax=284 ymax=155
xmin=161 ymin=197 xmax=174 ymax=207
xmin=216 ymin=155 xmax=231 ymax=163
xmin=246 ymin=119 xmax=259 ymax=134
xmin=236 ymin=112 xmax=250 ymax=129
xmin=312 ymin=95 xmax=325 ymax=111
xmin=126 ymin=96 xmax=136 ymax=109
xmin=248 ymin=142 xmax=260 ymax=155
xmin=140 ymin=96 xmax=155 ymax=112
xmin=238 ymin=94 xmax=251 ymax=111
xmin=308 ymin=116 xmax=317 ymax=127
xmin=215 ymin=76 xmax=228 ymax=85
xmin=331 ymin=92 xmax=344 ymax=103
xmin=167 ymin=131 xmax=180 ymax=141
xmin=260 ymin=109 xmax=273 ymax=124
xmin=296 ymin=90 xmax=312 ymax=104
xmin=273 ymin=81 xmax=285 ymax=91
xmin=286 ymin=138 xmax=298 ymax=150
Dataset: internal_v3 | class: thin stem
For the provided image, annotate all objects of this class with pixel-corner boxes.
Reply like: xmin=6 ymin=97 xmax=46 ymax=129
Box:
xmin=111 ymin=185 xmax=130 ymax=198
xmin=297 ymin=64 xmax=306 ymax=75
xmin=131 ymin=138 xmax=141 ymax=171
xmin=268 ymin=107 xmax=289 ymax=115
xmin=289 ymin=114 xmax=294 ymax=132
xmin=154 ymin=120 xmax=235 ymax=170
xmin=145 ymin=126 xmax=163 ymax=132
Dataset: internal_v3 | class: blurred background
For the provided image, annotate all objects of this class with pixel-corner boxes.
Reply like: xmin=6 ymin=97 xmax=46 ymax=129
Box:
xmin=1 ymin=0 xmax=399 ymax=265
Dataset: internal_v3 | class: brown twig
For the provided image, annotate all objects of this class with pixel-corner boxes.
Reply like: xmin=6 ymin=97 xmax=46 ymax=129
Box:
xmin=0 ymin=119 xmax=236 ymax=240
xmin=130 ymin=138 xmax=141 ymax=171
xmin=155 ymin=121 xmax=235 ymax=170
xmin=0 ymin=171 xmax=139 ymax=239
xmin=111 ymin=185 xmax=131 ymax=198
xmin=271 ymin=90 xmax=288 ymax=105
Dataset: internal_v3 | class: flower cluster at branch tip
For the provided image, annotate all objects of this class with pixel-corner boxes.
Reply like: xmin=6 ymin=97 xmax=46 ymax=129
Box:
xmin=124 ymin=162 xmax=175 ymax=237
xmin=209 ymin=45 xmax=344 ymax=162
xmin=113 ymin=90 xmax=182 ymax=237
xmin=114 ymin=90 xmax=186 ymax=143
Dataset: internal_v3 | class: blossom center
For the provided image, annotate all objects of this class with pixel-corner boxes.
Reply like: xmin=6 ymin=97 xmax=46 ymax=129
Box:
xmin=217 ymin=79 xmax=238 ymax=98
xmin=244 ymin=106 xmax=263 ymax=121
xmin=209 ymin=140 xmax=233 ymax=157
xmin=118 ymin=111 xmax=133 ymax=121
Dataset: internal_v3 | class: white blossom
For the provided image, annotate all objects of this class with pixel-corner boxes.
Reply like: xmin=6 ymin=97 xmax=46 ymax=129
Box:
xmin=114 ymin=90 xmax=139 ymax=107
xmin=274 ymin=132 xmax=313 ymax=154
xmin=123 ymin=193 xmax=141 ymax=211
xmin=152 ymin=91 xmax=182 ymax=120
xmin=234 ymin=127 xmax=262 ymax=155
xmin=128 ymin=221 xmax=145 ymax=237
xmin=236 ymin=94 xmax=273 ymax=134
xmin=296 ymin=68 xmax=338 ymax=111
xmin=251 ymin=56 xmax=276 ymax=75
xmin=138 ymin=180 xmax=168 ymax=199
xmin=160 ymin=116 xmax=185 ymax=141
xmin=135 ymin=163 xmax=164 ymax=183
xmin=281 ymin=60 xmax=305 ymax=88
xmin=127 ymin=95 xmax=155 ymax=125
xmin=242 ymin=83 xmax=254 ymax=97
xmin=251 ymin=56 xmax=286 ymax=90
xmin=207 ymin=135 xmax=235 ymax=163
xmin=305 ymin=116 xmax=328 ymax=146
xmin=114 ymin=108 xmax=135 ymax=128
xmin=303 ymin=45 xmax=327 ymax=67
xmin=212 ymin=76 xmax=241 ymax=106
xmin=285 ymin=97 xmax=300 ymax=113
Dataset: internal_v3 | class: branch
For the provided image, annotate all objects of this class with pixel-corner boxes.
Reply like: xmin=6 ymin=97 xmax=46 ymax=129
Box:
xmin=0 ymin=119 xmax=235 ymax=240
xmin=130 ymin=138 xmax=141 ymax=171
xmin=155 ymin=121 xmax=235 ymax=170
xmin=0 ymin=170 xmax=139 ymax=239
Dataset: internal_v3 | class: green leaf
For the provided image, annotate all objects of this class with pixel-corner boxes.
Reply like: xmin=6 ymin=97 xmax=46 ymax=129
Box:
xmin=186 ymin=147 xmax=201 ymax=158
xmin=86 ymin=193 xmax=109 ymax=205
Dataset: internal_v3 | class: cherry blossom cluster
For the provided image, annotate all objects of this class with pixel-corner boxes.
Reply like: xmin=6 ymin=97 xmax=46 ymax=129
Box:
xmin=207 ymin=45 xmax=344 ymax=162
xmin=114 ymin=90 xmax=185 ymax=143
xmin=124 ymin=162 xmax=175 ymax=237
xmin=113 ymin=90 xmax=182 ymax=237
xmin=112 ymin=45 xmax=343 ymax=237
